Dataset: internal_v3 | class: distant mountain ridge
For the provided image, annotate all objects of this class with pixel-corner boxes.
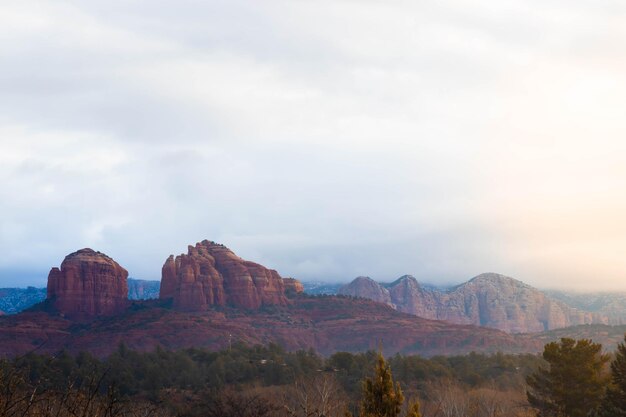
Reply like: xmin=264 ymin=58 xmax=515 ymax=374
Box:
xmin=545 ymin=289 xmax=626 ymax=325
xmin=0 ymin=287 xmax=46 ymax=314
xmin=127 ymin=278 xmax=161 ymax=300
xmin=302 ymin=281 xmax=343 ymax=295
xmin=338 ymin=273 xmax=608 ymax=333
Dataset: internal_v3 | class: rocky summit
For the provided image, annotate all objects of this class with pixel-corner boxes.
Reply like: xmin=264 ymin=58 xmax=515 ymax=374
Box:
xmin=159 ymin=240 xmax=288 ymax=310
xmin=339 ymin=273 xmax=607 ymax=333
xmin=47 ymin=248 xmax=129 ymax=317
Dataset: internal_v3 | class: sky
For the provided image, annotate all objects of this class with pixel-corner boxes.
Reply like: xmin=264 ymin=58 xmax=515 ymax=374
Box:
xmin=2 ymin=0 xmax=626 ymax=290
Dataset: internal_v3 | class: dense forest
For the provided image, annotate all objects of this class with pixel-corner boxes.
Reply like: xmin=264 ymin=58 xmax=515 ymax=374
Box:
xmin=2 ymin=336 xmax=626 ymax=416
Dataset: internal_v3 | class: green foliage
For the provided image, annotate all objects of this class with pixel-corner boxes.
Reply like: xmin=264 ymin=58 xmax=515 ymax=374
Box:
xmin=359 ymin=353 xmax=405 ymax=417
xmin=527 ymin=337 xmax=610 ymax=417
xmin=5 ymin=345 xmax=545 ymax=407
xmin=597 ymin=334 xmax=626 ymax=416
xmin=0 ymin=343 xmax=551 ymax=417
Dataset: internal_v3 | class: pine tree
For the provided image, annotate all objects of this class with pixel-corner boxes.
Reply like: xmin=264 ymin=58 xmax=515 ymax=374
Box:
xmin=359 ymin=352 xmax=404 ymax=417
xmin=527 ymin=338 xmax=609 ymax=417
xmin=597 ymin=334 xmax=626 ymax=416
xmin=406 ymin=401 xmax=421 ymax=417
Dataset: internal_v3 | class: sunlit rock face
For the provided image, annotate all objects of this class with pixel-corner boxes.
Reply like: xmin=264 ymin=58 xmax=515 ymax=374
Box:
xmin=339 ymin=273 xmax=607 ymax=333
xmin=159 ymin=240 xmax=288 ymax=310
xmin=47 ymin=248 xmax=129 ymax=317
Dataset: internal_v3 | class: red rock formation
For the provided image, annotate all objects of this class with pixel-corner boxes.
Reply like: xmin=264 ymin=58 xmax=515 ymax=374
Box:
xmin=338 ymin=276 xmax=393 ymax=306
xmin=386 ymin=275 xmax=440 ymax=318
xmin=283 ymin=278 xmax=304 ymax=295
xmin=339 ymin=273 xmax=608 ymax=333
xmin=159 ymin=240 xmax=288 ymax=310
xmin=47 ymin=248 xmax=129 ymax=317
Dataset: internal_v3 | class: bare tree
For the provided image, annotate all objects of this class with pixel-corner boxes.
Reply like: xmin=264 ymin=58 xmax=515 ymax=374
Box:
xmin=180 ymin=387 xmax=279 ymax=417
xmin=423 ymin=380 xmax=470 ymax=417
xmin=283 ymin=373 xmax=348 ymax=417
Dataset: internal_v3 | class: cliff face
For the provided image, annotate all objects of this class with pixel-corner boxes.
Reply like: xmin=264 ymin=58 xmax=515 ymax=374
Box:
xmin=338 ymin=273 xmax=607 ymax=333
xmin=47 ymin=249 xmax=129 ymax=317
xmin=159 ymin=240 xmax=288 ymax=310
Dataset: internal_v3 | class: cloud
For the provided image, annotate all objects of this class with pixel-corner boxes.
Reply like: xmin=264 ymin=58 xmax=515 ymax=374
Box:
xmin=1 ymin=0 xmax=626 ymax=290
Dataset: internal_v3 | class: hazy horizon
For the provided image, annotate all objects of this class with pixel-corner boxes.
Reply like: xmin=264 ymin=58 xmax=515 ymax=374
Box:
xmin=2 ymin=1 xmax=626 ymax=290
xmin=4 ymin=264 xmax=626 ymax=295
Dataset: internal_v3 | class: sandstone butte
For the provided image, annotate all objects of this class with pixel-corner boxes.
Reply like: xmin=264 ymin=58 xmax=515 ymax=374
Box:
xmin=160 ymin=240 xmax=289 ymax=310
xmin=47 ymin=248 xmax=129 ymax=317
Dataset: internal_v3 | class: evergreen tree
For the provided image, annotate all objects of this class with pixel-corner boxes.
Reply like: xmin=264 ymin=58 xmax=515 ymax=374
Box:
xmin=406 ymin=401 xmax=421 ymax=417
xmin=527 ymin=338 xmax=609 ymax=417
xmin=597 ymin=334 xmax=626 ymax=416
xmin=358 ymin=352 xmax=405 ymax=417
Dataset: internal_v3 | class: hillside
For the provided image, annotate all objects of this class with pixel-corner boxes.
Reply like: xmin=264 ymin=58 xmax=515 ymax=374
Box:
xmin=0 ymin=295 xmax=542 ymax=357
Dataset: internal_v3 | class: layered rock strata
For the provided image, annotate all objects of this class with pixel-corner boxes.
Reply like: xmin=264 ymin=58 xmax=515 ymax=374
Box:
xmin=159 ymin=240 xmax=288 ymax=310
xmin=47 ymin=248 xmax=129 ymax=317
xmin=339 ymin=273 xmax=607 ymax=333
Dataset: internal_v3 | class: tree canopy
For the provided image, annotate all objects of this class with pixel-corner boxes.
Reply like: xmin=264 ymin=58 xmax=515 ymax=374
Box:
xmin=597 ymin=334 xmax=626 ymax=416
xmin=527 ymin=337 xmax=609 ymax=417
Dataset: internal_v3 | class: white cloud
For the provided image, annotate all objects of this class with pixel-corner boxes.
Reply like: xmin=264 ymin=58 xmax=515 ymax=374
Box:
xmin=1 ymin=0 xmax=626 ymax=290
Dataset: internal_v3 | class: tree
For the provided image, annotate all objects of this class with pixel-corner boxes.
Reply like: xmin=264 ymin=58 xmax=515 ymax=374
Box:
xmin=360 ymin=353 xmax=404 ymax=417
xmin=406 ymin=401 xmax=421 ymax=417
xmin=424 ymin=380 xmax=470 ymax=417
xmin=284 ymin=373 xmax=348 ymax=417
xmin=527 ymin=338 xmax=609 ymax=417
xmin=348 ymin=352 xmax=420 ymax=417
xmin=597 ymin=334 xmax=626 ymax=416
xmin=185 ymin=388 xmax=279 ymax=417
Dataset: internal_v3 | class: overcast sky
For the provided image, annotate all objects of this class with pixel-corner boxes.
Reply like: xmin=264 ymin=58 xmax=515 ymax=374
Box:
xmin=2 ymin=0 xmax=626 ymax=290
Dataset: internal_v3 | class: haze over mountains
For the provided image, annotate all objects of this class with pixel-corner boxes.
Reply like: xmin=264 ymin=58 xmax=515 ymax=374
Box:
xmin=544 ymin=289 xmax=626 ymax=325
xmin=338 ymin=274 xmax=610 ymax=333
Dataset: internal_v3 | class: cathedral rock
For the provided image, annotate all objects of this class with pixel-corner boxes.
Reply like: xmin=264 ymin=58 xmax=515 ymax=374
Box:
xmin=159 ymin=240 xmax=288 ymax=310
